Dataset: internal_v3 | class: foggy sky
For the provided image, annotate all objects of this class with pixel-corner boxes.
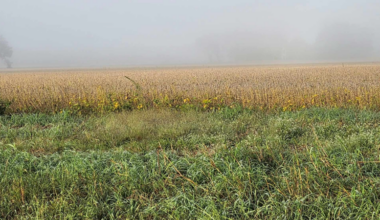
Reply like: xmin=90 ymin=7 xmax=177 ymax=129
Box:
xmin=0 ymin=0 xmax=379 ymax=68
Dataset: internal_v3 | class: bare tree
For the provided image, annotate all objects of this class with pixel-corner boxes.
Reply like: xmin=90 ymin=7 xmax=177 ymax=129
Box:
xmin=0 ymin=35 xmax=13 ymax=68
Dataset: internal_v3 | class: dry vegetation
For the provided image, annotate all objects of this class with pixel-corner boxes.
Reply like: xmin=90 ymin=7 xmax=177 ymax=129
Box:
xmin=3 ymin=64 xmax=380 ymax=218
xmin=1 ymin=64 xmax=380 ymax=114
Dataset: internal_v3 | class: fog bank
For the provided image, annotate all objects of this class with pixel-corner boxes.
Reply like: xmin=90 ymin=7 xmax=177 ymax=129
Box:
xmin=1 ymin=0 xmax=379 ymax=68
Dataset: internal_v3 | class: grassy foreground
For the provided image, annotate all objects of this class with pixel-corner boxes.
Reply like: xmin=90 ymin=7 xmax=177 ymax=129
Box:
xmin=2 ymin=107 xmax=380 ymax=219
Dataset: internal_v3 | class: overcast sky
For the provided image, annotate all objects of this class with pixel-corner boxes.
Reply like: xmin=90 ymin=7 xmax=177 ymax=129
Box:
xmin=0 ymin=0 xmax=379 ymax=68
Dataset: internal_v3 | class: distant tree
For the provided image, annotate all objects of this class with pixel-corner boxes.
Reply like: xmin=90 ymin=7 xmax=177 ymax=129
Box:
xmin=196 ymin=35 xmax=223 ymax=63
xmin=226 ymin=31 xmax=285 ymax=63
xmin=314 ymin=23 xmax=374 ymax=62
xmin=282 ymin=38 xmax=312 ymax=63
xmin=0 ymin=36 xmax=13 ymax=68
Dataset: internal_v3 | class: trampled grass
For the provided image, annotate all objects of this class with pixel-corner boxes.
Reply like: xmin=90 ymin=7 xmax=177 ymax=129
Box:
xmin=2 ymin=108 xmax=380 ymax=219
xmin=1 ymin=64 xmax=380 ymax=114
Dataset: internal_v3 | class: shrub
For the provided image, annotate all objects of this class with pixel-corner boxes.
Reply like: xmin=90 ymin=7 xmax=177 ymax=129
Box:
xmin=0 ymin=98 xmax=11 ymax=115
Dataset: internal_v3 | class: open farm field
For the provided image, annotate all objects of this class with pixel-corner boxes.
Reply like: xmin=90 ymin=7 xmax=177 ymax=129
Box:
xmin=2 ymin=64 xmax=380 ymax=219
xmin=1 ymin=64 xmax=380 ymax=114
xmin=3 ymin=0 xmax=380 ymax=218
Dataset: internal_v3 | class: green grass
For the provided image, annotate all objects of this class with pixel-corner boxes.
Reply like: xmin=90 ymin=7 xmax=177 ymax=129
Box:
xmin=2 ymin=108 xmax=380 ymax=219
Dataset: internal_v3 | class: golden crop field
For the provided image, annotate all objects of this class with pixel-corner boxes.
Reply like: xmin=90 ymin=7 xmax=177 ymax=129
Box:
xmin=1 ymin=64 xmax=380 ymax=114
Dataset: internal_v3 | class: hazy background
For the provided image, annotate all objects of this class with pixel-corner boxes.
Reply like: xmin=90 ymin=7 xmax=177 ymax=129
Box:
xmin=0 ymin=0 xmax=379 ymax=68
